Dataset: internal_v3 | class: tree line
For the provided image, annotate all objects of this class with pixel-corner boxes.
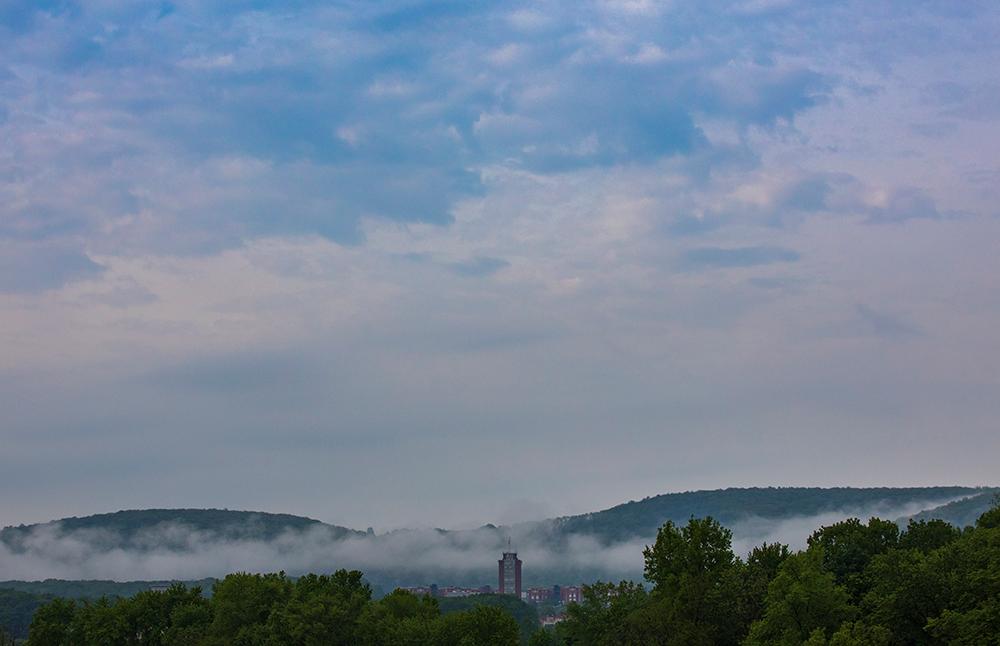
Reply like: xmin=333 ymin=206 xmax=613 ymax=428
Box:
xmin=545 ymin=498 xmax=1000 ymax=645
xmin=20 ymin=498 xmax=1000 ymax=645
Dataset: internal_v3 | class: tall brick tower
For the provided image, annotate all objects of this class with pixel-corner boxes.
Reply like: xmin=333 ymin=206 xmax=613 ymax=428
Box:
xmin=498 ymin=542 xmax=522 ymax=597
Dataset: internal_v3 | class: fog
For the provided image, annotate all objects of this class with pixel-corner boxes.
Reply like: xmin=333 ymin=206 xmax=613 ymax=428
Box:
xmin=0 ymin=500 xmax=947 ymax=587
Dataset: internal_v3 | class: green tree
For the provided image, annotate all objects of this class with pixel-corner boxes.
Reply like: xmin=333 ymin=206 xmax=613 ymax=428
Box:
xmin=528 ymin=627 xmax=559 ymax=646
xmin=435 ymin=605 xmax=520 ymax=646
xmin=923 ymin=523 xmax=1000 ymax=644
xmin=557 ymin=581 xmax=647 ymax=645
xmin=862 ymin=547 xmax=944 ymax=645
xmin=745 ymin=550 xmax=855 ymax=646
xmin=641 ymin=517 xmax=742 ymax=644
xmin=800 ymin=622 xmax=891 ymax=646
xmin=974 ymin=494 xmax=1000 ymax=530
xmin=206 ymin=572 xmax=293 ymax=645
xmin=898 ymin=519 xmax=961 ymax=553
xmin=357 ymin=589 xmax=441 ymax=645
xmin=644 ymin=518 xmax=736 ymax=596
xmin=265 ymin=570 xmax=371 ymax=645
xmin=116 ymin=584 xmax=211 ymax=646
xmin=807 ymin=517 xmax=899 ymax=600
xmin=735 ymin=542 xmax=791 ymax=635
xmin=70 ymin=596 xmax=130 ymax=645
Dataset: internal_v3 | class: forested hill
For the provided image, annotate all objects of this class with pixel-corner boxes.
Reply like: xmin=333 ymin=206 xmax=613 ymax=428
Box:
xmin=906 ymin=490 xmax=1000 ymax=528
xmin=3 ymin=487 xmax=995 ymax=554
xmin=544 ymin=486 xmax=990 ymax=543
xmin=0 ymin=508 xmax=365 ymax=551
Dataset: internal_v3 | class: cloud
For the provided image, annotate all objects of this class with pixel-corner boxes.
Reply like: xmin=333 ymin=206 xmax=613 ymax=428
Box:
xmin=855 ymin=304 xmax=920 ymax=339
xmin=448 ymin=256 xmax=510 ymax=277
xmin=866 ymin=188 xmax=947 ymax=223
xmin=2 ymin=1 xmax=1000 ymax=532
xmin=0 ymin=498 xmax=959 ymax=585
xmin=681 ymin=246 xmax=800 ymax=270
xmin=0 ymin=0 xmax=841 ymax=254
xmin=0 ymin=241 xmax=103 ymax=292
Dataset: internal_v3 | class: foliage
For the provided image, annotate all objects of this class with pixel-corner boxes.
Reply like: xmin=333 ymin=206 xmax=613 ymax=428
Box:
xmin=806 ymin=517 xmax=899 ymax=600
xmin=905 ymin=490 xmax=1000 ymax=529
xmin=1 ymin=509 xmax=364 ymax=554
xmin=436 ymin=605 xmax=520 ymax=646
xmin=897 ymin=519 xmax=961 ymax=553
xmin=437 ymin=594 xmax=539 ymax=644
xmin=0 ymin=588 xmax=54 ymax=641
xmin=552 ymin=487 xmax=986 ymax=544
xmin=23 ymin=572 xmax=524 ymax=646
xmin=555 ymin=581 xmax=648 ymax=645
xmin=744 ymin=550 xmax=855 ymax=645
xmin=555 ymin=508 xmax=1000 ymax=645
xmin=0 ymin=579 xmax=217 ymax=601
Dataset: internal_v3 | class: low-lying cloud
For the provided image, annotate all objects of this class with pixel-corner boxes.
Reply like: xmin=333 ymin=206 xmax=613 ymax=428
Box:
xmin=0 ymin=499 xmax=955 ymax=588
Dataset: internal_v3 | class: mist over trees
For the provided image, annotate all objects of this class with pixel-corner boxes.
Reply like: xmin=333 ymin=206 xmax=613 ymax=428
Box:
xmin=3 ymin=487 xmax=993 ymax=589
xmin=14 ymin=498 xmax=1000 ymax=645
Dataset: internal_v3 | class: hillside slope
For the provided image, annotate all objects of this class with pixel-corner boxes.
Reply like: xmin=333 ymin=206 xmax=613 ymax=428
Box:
xmin=544 ymin=486 xmax=986 ymax=543
xmin=0 ymin=508 xmax=365 ymax=552
xmin=905 ymin=491 xmax=999 ymax=528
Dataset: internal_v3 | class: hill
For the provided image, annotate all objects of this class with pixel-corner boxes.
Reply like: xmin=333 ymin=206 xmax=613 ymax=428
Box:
xmin=542 ymin=486 xmax=987 ymax=544
xmin=905 ymin=490 xmax=1000 ymax=528
xmin=1 ymin=487 xmax=995 ymax=591
xmin=0 ymin=508 xmax=365 ymax=553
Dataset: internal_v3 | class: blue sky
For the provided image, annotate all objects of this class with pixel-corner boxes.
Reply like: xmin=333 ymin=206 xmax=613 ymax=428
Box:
xmin=1 ymin=0 xmax=999 ymax=530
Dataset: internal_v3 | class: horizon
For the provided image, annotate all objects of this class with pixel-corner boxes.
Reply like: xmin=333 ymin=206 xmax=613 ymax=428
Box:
xmin=4 ymin=484 xmax=994 ymax=534
xmin=3 ymin=486 xmax=991 ymax=584
xmin=3 ymin=2 xmax=1000 ymax=533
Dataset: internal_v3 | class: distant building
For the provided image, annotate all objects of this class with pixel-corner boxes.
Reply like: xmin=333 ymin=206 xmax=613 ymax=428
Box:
xmin=498 ymin=550 xmax=522 ymax=597
xmin=561 ymin=585 xmax=583 ymax=604
xmin=525 ymin=587 xmax=554 ymax=604
xmin=401 ymin=585 xmax=490 ymax=598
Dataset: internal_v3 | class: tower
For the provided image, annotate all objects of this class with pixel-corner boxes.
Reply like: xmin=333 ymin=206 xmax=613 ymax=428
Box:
xmin=498 ymin=542 xmax=522 ymax=597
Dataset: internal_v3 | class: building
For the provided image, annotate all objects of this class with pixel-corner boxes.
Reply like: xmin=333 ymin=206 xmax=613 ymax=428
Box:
xmin=498 ymin=550 xmax=522 ymax=597
xmin=401 ymin=585 xmax=486 ymax=598
xmin=560 ymin=585 xmax=583 ymax=604
xmin=525 ymin=587 xmax=554 ymax=604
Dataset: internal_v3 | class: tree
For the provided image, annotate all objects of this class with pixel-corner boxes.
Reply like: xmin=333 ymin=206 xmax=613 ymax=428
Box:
xmin=898 ymin=519 xmax=960 ymax=553
xmin=800 ymin=622 xmax=891 ymax=646
xmin=70 ymin=596 xmax=130 ymax=645
xmin=265 ymin=571 xmax=371 ymax=645
xmin=736 ymin=542 xmax=791 ymax=634
xmin=641 ymin=517 xmax=741 ymax=644
xmin=528 ymin=628 xmax=559 ymax=646
xmin=862 ymin=548 xmax=944 ymax=644
xmin=435 ymin=605 xmax=520 ymax=646
xmin=205 ymin=572 xmax=293 ymax=645
xmin=118 ymin=583 xmax=211 ymax=646
xmin=745 ymin=550 xmax=855 ymax=645
xmin=974 ymin=494 xmax=1000 ymax=530
xmin=557 ymin=580 xmax=647 ymax=646
xmin=357 ymin=589 xmax=440 ymax=645
xmin=923 ymin=522 xmax=1000 ymax=644
xmin=644 ymin=518 xmax=736 ymax=596
xmin=807 ymin=517 xmax=899 ymax=600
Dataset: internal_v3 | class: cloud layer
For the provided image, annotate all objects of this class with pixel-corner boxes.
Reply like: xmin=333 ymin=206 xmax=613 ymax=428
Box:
xmin=1 ymin=1 xmax=999 ymax=530
xmin=0 ymin=499 xmax=950 ymax=585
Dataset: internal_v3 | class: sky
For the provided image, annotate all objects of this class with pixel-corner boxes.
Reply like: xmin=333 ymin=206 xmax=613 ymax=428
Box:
xmin=1 ymin=0 xmax=999 ymax=532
